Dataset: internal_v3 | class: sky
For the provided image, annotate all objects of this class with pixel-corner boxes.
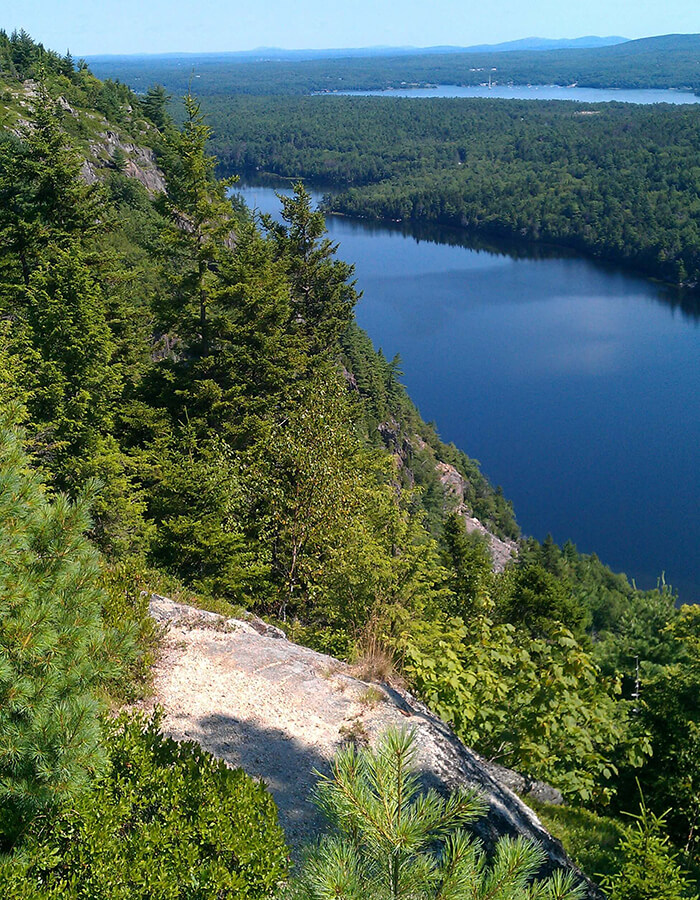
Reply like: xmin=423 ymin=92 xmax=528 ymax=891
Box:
xmin=3 ymin=0 xmax=699 ymax=56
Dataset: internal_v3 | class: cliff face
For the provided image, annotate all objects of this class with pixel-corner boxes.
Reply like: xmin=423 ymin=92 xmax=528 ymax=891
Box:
xmin=1 ymin=79 xmax=167 ymax=195
xmin=148 ymin=595 xmax=602 ymax=898
xmin=84 ymin=130 xmax=167 ymax=193
xmin=435 ymin=460 xmax=518 ymax=571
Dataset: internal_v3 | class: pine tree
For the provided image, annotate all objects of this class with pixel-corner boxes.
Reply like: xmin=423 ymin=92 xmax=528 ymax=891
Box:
xmin=0 ymin=409 xmax=111 ymax=847
xmin=291 ymin=728 xmax=586 ymax=900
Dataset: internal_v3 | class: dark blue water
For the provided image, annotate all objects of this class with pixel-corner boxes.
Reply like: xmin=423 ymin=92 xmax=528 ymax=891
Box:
xmin=334 ymin=85 xmax=700 ymax=104
xmin=235 ymin=182 xmax=700 ymax=604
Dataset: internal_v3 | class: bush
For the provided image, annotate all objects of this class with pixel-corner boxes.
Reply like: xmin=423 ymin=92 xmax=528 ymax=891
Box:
xmin=598 ymin=793 xmax=693 ymax=900
xmin=1 ymin=712 xmax=289 ymax=899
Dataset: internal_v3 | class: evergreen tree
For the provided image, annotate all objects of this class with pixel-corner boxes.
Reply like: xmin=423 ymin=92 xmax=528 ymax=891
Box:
xmin=158 ymin=92 xmax=238 ymax=358
xmin=599 ymin=791 xmax=692 ymax=900
xmin=440 ymin=513 xmax=493 ymax=617
xmin=0 ymin=409 xmax=112 ymax=847
xmin=141 ymin=83 xmax=172 ymax=130
xmin=0 ymin=83 xmax=100 ymax=288
xmin=291 ymin=728 xmax=585 ymax=900
xmin=263 ymin=182 xmax=358 ymax=355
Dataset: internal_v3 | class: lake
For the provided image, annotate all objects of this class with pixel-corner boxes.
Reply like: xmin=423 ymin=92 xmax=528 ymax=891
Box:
xmin=234 ymin=181 xmax=700 ymax=604
xmin=333 ymin=84 xmax=700 ymax=104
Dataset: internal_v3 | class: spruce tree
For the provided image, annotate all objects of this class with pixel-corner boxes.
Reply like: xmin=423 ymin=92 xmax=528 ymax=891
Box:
xmin=0 ymin=409 xmax=110 ymax=847
xmin=263 ymin=182 xmax=358 ymax=355
xmin=158 ymin=91 xmax=237 ymax=358
xmin=0 ymin=82 xmax=100 ymax=288
xmin=599 ymin=792 xmax=692 ymax=900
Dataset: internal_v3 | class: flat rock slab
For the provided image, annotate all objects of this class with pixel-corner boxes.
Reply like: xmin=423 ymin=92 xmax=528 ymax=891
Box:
xmin=149 ymin=596 xmax=601 ymax=897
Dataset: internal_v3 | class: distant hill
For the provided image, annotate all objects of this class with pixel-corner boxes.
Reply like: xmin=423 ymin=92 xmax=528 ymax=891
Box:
xmin=86 ymin=36 xmax=627 ymax=66
xmin=464 ymin=36 xmax=628 ymax=53
xmin=87 ymin=33 xmax=700 ymax=96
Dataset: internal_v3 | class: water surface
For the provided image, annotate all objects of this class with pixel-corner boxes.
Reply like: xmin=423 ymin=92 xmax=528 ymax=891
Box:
xmin=235 ymin=181 xmax=700 ymax=603
xmin=333 ymin=84 xmax=700 ymax=104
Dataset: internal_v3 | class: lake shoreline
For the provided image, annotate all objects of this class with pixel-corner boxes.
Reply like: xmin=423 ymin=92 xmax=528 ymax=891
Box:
xmin=234 ymin=179 xmax=700 ymax=603
xmin=324 ymin=83 xmax=700 ymax=104
xmin=230 ymin=170 xmax=700 ymax=307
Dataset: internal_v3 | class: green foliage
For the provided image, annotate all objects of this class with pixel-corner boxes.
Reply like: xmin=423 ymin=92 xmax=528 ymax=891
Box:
xmin=87 ymin=35 xmax=700 ymax=97
xmin=0 ymin=712 xmax=289 ymax=899
xmin=339 ymin=322 xmax=519 ymax=539
xmin=200 ymin=94 xmax=700 ymax=286
xmin=263 ymin=181 xmax=358 ymax=354
xmin=2 ymin=41 xmax=698 ymax=879
xmin=399 ymin=610 xmax=648 ymax=802
xmin=157 ymin=92 xmax=239 ymax=358
xmin=97 ymin=560 xmax=162 ymax=700
xmin=614 ymin=606 xmax=700 ymax=863
xmin=290 ymin=727 xmax=585 ymax=900
xmin=149 ymin=433 xmax=264 ymax=602
xmin=0 ymin=30 xmax=77 ymax=83
xmin=440 ymin=513 xmax=493 ymax=617
xmin=496 ymin=562 xmax=586 ymax=638
xmin=529 ymin=802 xmax=629 ymax=885
xmin=23 ymin=247 xmax=120 ymax=467
xmin=0 ymin=410 xmax=111 ymax=846
xmin=140 ymin=83 xmax=172 ymax=130
xmin=0 ymin=83 xmax=100 ymax=287
xmin=599 ymin=791 xmax=693 ymax=900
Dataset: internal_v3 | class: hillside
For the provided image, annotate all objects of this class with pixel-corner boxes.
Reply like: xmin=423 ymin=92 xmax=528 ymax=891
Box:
xmin=205 ymin=94 xmax=700 ymax=289
xmin=1 ymin=30 xmax=699 ymax=899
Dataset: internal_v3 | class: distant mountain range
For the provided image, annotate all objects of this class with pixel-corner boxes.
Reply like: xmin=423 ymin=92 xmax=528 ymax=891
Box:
xmin=86 ymin=33 xmax=700 ymax=96
xmin=85 ymin=36 xmax=628 ymax=63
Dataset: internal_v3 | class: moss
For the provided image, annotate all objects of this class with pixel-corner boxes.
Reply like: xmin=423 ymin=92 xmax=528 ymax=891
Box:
xmin=529 ymin=800 xmax=627 ymax=882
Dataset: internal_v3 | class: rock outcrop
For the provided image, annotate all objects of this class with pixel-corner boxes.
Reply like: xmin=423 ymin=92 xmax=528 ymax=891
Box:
xmin=88 ymin=130 xmax=167 ymax=194
xmin=372 ymin=417 xmax=517 ymax=573
xmin=436 ymin=460 xmax=518 ymax=571
xmin=149 ymin=595 xmax=602 ymax=898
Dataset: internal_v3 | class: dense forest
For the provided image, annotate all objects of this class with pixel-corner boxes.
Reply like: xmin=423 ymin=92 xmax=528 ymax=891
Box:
xmin=1 ymin=30 xmax=699 ymax=899
xmin=199 ymin=94 xmax=700 ymax=286
xmin=87 ymin=33 xmax=700 ymax=96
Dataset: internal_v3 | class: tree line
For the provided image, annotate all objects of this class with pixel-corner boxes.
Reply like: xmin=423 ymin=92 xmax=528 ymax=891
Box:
xmin=87 ymin=33 xmax=700 ymax=96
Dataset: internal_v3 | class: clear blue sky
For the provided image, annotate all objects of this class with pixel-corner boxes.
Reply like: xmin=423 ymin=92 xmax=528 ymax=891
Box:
xmin=5 ymin=0 xmax=700 ymax=55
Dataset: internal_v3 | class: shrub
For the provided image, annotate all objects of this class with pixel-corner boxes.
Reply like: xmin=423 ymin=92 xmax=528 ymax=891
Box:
xmin=1 ymin=712 xmax=289 ymax=899
xmin=598 ymin=792 xmax=692 ymax=900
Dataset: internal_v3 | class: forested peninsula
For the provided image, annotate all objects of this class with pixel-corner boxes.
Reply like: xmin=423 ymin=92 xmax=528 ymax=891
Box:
xmin=1 ymin=30 xmax=699 ymax=899
xmin=204 ymin=95 xmax=700 ymax=288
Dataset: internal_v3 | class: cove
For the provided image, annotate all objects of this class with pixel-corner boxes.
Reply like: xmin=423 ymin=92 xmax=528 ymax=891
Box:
xmin=234 ymin=181 xmax=700 ymax=604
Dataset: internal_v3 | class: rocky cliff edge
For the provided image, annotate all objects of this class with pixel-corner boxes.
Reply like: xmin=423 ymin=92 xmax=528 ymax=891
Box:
xmin=148 ymin=595 xmax=603 ymax=898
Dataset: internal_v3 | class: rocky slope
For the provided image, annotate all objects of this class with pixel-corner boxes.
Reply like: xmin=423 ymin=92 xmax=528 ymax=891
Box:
xmin=1 ymin=79 xmax=167 ymax=194
xmin=148 ymin=595 xmax=602 ymax=898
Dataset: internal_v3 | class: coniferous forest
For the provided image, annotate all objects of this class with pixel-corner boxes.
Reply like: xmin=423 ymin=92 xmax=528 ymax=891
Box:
xmin=0 ymin=30 xmax=699 ymax=899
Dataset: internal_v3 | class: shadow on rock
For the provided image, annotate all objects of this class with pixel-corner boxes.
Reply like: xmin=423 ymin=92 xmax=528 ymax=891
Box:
xmin=197 ymin=713 xmax=330 ymax=852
